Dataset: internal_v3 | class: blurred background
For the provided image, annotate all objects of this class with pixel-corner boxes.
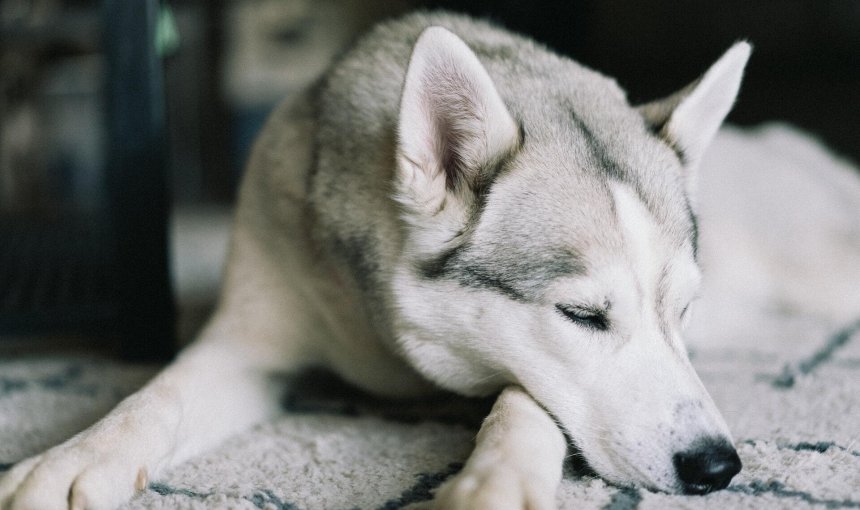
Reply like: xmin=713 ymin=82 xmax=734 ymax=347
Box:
xmin=1 ymin=0 xmax=857 ymax=360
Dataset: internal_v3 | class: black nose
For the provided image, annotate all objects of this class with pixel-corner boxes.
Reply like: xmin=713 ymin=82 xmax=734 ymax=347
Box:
xmin=673 ymin=437 xmax=742 ymax=495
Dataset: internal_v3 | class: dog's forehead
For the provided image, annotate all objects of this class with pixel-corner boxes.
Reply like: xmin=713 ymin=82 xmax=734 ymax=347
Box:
xmin=420 ymin=88 xmax=699 ymax=301
xmin=504 ymin=99 xmax=698 ymax=256
xmin=485 ymin=40 xmax=695 ymax=260
xmin=498 ymin=110 xmax=691 ymax=227
xmin=459 ymin=119 xmax=698 ymax=294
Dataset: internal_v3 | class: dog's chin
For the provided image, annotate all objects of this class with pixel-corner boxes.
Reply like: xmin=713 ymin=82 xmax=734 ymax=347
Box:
xmin=574 ymin=447 xmax=679 ymax=494
xmin=552 ymin=412 xmax=686 ymax=494
xmin=595 ymin=469 xmax=679 ymax=495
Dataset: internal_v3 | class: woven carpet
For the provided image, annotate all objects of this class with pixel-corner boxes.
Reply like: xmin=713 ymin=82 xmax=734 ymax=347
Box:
xmin=1 ymin=124 xmax=858 ymax=509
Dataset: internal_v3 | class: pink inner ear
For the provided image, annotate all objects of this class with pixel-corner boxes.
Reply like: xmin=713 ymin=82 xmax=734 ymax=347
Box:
xmin=664 ymin=43 xmax=751 ymax=166
xmin=426 ymin=88 xmax=484 ymax=191
xmin=398 ymin=26 xmax=520 ymax=197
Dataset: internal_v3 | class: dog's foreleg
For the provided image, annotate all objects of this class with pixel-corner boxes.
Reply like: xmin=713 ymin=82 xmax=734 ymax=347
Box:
xmin=0 ymin=228 xmax=312 ymax=510
xmin=433 ymin=386 xmax=567 ymax=510
xmin=0 ymin=319 xmax=291 ymax=510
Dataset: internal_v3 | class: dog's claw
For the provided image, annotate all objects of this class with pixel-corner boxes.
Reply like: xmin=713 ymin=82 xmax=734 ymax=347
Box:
xmin=69 ymin=490 xmax=87 ymax=510
xmin=135 ymin=467 xmax=148 ymax=492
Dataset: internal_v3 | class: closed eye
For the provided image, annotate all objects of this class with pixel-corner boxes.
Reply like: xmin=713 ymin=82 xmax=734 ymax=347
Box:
xmin=680 ymin=299 xmax=696 ymax=326
xmin=555 ymin=304 xmax=610 ymax=331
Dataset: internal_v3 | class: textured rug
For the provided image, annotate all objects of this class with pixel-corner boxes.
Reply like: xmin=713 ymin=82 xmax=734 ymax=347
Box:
xmin=1 ymin=124 xmax=859 ymax=509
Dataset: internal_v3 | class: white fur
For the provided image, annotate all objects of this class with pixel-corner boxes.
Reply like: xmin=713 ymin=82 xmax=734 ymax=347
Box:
xmin=390 ymin=185 xmax=727 ymax=494
xmin=611 ymin=183 xmax=702 ymax=338
xmin=522 ymin=186 xmax=724 ymax=492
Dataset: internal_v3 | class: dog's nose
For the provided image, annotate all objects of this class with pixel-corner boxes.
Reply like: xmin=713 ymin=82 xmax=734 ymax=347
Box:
xmin=673 ymin=437 xmax=742 ymax=495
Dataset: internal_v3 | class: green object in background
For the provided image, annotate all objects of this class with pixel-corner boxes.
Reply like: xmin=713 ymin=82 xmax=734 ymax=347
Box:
xmin=155 ymin=2 xmax=180 ymax=57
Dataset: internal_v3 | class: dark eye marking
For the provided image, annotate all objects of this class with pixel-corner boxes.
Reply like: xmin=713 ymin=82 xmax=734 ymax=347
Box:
xmin=555 ymin=304 xmax=610 ymax=332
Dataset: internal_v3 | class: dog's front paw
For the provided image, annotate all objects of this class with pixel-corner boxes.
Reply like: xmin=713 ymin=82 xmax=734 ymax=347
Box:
xmin=0 ymin=439 xmax=150 ymax=510
xmin=433 ymin=462 xmax=556 ymax=510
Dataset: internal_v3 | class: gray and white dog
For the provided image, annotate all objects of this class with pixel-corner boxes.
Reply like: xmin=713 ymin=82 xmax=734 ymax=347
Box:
xmin=0 ymin=12 xmax=750 ymax=510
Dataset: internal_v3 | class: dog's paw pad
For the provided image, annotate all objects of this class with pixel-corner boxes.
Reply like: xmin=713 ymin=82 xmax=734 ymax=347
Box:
xmin=433 ymin=465 xmax=555 ymax=510
xmin=0 ymin=455 xmax=42 ymax=507
xmin=0 ymin=448 xmax=140 ymax=510
xmin=69 ymin=462 xmax=139 ymax=510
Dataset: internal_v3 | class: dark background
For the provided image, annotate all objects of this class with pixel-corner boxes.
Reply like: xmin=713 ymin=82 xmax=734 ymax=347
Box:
xmin=428 ymin=0 xmax=859 ymax=165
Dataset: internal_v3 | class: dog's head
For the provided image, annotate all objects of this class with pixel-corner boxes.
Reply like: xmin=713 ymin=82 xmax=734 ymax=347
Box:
xmin=391 ymin=26 xmax=750 ymax=494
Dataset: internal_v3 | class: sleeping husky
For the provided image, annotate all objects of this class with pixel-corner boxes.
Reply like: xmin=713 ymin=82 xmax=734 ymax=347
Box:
xmin=0 ymin=12 xmax=749 ymax=510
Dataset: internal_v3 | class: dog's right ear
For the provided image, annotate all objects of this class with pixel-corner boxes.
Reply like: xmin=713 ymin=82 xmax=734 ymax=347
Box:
xmin=639 ymin=42 xmax=751 ymax=170
xmin=395 ymin=26 xmax=520 ymax=222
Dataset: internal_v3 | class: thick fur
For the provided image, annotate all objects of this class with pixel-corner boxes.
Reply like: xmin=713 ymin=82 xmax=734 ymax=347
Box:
xmin=0 ymin=12 xmax=750 ymax=510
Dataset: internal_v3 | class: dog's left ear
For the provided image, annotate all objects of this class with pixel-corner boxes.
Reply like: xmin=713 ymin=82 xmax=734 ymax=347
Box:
xmin=395 ymin=26 xmax=520 ymax=221
xmin=639 ymin=42 xmax=751 ymax=172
